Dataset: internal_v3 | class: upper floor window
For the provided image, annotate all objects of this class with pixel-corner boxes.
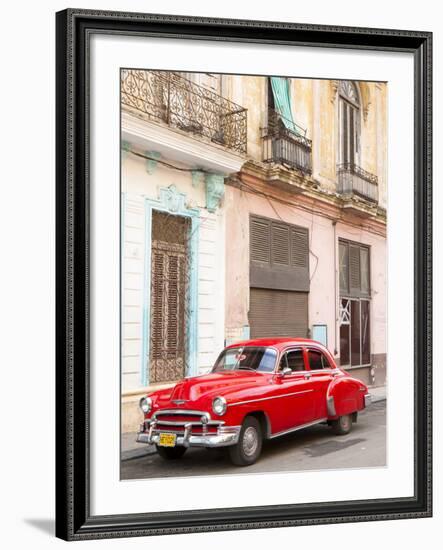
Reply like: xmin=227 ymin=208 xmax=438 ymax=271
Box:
xmin=184 ymin=72 xmax=222 ymax=94
xmin=338 ymin=81 xmax=360 ymax=166
xmin=339 ymin=239 xmax=370 ymax=297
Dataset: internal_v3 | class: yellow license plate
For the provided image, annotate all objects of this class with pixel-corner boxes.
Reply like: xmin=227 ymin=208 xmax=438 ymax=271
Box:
xmin=158 ymin=433 xmax=177 ymax=447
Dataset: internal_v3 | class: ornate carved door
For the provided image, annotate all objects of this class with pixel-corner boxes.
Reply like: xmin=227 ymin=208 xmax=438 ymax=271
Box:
xmin=149 ymin=211 xmax=190 ymax=383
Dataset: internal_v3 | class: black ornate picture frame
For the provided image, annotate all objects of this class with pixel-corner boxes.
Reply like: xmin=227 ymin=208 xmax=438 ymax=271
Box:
xmin=55 ymin=9 xmax=432 ymax=540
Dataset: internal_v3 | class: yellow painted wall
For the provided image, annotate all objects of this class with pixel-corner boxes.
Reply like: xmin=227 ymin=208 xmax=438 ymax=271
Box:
xmin=220 ymin=74 xmax=387 ymax=206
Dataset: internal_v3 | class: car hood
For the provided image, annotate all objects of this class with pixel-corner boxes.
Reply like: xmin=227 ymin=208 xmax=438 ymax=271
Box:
xmin=155 ymin=371 xmax=267 ymax=406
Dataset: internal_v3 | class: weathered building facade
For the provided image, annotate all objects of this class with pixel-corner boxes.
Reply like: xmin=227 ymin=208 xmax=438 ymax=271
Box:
xmin=120 ymin=70 xmax=387 ymax=432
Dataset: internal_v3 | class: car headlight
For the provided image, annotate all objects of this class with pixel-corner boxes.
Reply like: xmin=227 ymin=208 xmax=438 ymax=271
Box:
xmin=139 ymin=396 xmax=152 ymax=414
xmin=212 ymin=396 xmax=227 ymax=416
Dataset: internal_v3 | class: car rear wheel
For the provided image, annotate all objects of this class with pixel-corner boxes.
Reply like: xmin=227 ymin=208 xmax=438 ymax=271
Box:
xmin=228 ymin=416 xmax=262 ymax=466
xmin=156 ymin=445 xmax=187 ymax=460
xmin=331 ymin=414 xmax=353 ymax=435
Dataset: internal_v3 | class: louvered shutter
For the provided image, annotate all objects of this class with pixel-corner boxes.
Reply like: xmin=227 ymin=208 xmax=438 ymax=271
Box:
xmin=291 ymin=227 xmax=309 ymax=268
xmin=339 ymin=241 xmax=349 ymax=294
xmin=166 ymin=254 xmax=179 ymax=357
xmin=271 ymin=223 xmax=290 ymax=265
xmin=151 ymin=250 xmax=165 ymax=360
xmin=360 ymin=247 xmax=370 ymax=296
xmin=349 ymin=244 xmax=361 ymax=295
xmin=250 ymin=215 xmax=309 ymax=291
xmin=250 ymin=217 xmax=271 ymax=264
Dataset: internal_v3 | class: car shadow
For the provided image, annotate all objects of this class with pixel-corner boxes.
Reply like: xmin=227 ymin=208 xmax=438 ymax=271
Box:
xmin=259 ymin=420 xmax=366 ymax=459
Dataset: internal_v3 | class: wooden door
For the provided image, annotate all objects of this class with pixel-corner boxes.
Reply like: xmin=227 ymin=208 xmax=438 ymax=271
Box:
xmin=149 ymin=211 xmax=190 ymax=383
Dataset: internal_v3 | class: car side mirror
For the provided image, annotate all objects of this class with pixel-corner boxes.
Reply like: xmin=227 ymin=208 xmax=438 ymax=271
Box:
xmin=279 ymin=367 xmax=292 ymax=377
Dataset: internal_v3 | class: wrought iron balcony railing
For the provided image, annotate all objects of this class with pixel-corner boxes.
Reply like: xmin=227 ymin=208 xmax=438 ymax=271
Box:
xmin=337 ymin=163 xmax=379 ymax=203
xmin=121 ymin=69 xmax=248 ymax=154
xmin=262 ymin=109 xmax=312 ymax=174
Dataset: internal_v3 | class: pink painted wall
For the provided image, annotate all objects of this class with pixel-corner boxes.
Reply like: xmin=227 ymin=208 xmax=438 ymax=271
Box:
xmin=224 ymin=185 xmax=387 ymax=360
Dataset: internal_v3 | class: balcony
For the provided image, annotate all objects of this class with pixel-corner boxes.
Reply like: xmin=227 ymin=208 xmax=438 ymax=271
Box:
xmin=337 ymin=163 xmax=379 ymax=204
xmin=121 ymin=70 xmax=247 ymax=155
xmin=262 ymin=109 xmax=312 ymax=174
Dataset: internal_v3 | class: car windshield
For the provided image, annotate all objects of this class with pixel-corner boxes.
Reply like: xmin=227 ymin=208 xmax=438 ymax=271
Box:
xmin=212 ymin=346 xmax=277 ymax=373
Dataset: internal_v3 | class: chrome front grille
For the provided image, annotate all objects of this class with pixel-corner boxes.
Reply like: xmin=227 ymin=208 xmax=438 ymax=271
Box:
xmin=148 ymin=409 xmax=224 ymax=435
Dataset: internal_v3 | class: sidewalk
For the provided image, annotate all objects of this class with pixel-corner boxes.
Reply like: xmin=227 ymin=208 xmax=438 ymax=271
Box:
xmin=369 ymin=385 xmax=387 ymax=403
xmin=121 ymin=385 xmax=387 ymax=462
xmin=121 ymin=431 xmax=157 ymax=461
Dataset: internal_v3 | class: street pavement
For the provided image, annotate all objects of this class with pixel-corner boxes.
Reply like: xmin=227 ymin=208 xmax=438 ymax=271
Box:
xmin=120 ymin=399 xmax=386 ymax=480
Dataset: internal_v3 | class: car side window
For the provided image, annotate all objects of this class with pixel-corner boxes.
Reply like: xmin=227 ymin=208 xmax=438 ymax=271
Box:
xmin=321 ymin=353 xmax=333 ymax=369
xmin=285 ymin=350 xmax=305 ymax=372
xmin=278 ymin=354 xmax=288 ymax=371
xmin=308 ymin=350 xmax=332 ymax=370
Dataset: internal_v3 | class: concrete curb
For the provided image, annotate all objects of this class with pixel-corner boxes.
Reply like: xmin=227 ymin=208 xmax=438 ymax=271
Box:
xmin=369 ymin=387 xmax=387 ymax=404
xmin=122 ymin=443 xmax=157 ymax=462
xmin=370 ymin=395 xmax=386 ymax=404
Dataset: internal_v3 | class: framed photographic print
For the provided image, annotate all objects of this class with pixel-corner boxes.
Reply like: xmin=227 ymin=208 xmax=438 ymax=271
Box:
xmin=55 ymin=9 xmax=432 ymax=540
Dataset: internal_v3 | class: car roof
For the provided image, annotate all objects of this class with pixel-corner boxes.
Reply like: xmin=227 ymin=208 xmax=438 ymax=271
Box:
xmin=225 ymin=337 xmax=325 ymax=351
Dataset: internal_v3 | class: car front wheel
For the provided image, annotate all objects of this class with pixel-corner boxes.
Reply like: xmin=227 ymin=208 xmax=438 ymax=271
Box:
xmin=155 ymin=445 xmax=187 ymax=460
xmin=228 ymin=416 xmax=262 ymax=466
xmin=331 ymin=414 xmax=353 ymax=435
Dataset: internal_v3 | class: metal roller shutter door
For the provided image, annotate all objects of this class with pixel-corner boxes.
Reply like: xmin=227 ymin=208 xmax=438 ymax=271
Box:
xmin=249 ymin=288 xmax=308 ymax=339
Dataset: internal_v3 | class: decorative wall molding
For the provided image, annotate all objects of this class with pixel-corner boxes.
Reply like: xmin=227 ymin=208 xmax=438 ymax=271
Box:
xmin=205 ymin=174 xmax=225 ymax=213
xmin=191 ymin=170 xmax=205 ymax=187
xmin=145 ymin=150 xmax=161 ymax=174
xmin=330 ymin=80 xmax=371 ymax=121
xmin=359 ymin=82 xmax=372 ymax=122
xmin=121 ymin=139 xmax=131 ymax=159
xmin=158 ymin=184 xmax=188 ymax=214
xmin=330 ymin=80 xmax=339 ymax=104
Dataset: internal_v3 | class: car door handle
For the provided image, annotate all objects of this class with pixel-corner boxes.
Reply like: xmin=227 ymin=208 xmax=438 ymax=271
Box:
xmin=303 ymin=373 xmax=312 ymax=380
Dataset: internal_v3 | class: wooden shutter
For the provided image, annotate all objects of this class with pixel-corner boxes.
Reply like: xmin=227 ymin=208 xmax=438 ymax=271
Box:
xmin=339 ymin=241 xmax=349 ymax=294
xmin=271 ymin=223 xmax=290 ymax=265
xmin=250 ymin=215 xmax=309 ymax=292
xmin=151 ymin=250 xmax=165 ymax=360
xmin=249 ymin=288 xmax=308 ymax=338
xmin=349 ymin=244 xmax=361 ymax=295
xmin=360 ymin=247 xmax=370 ymax=296
xmin=291 ymin=227 xmax=309 ymax=268
xmin=250 ymin=217 xmax=271 ymax=264
xmin=340 ymin=239 xmax=371 ymax=298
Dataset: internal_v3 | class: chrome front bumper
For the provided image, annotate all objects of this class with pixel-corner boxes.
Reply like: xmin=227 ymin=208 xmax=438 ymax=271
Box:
xmin=136 ymin=418 xmax=240 ymax=448
xmin=364 ymin=393 xmax=372 ymax=407
xmin=136 ymin=429 xmax=240 ymax=448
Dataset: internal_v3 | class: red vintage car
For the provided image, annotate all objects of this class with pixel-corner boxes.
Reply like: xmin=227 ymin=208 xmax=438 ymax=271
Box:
xmin=137 ymin=338 xmax=371 ymax=466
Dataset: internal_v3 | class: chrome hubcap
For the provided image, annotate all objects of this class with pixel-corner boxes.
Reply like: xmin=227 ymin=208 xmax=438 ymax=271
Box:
xmin=242 ymin=426 xmax=259 ymax=457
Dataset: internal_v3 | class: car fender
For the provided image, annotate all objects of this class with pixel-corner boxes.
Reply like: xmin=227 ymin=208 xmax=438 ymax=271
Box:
xmin=220 ymin=402 xmax=273 ymax=436
xmin=326 ymin=376 xmax=366 ymax=418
